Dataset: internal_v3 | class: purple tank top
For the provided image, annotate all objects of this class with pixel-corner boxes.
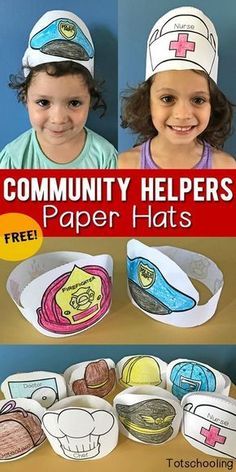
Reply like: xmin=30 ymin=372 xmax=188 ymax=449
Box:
xmin=141 ymin=139 xmax=213 ymax=169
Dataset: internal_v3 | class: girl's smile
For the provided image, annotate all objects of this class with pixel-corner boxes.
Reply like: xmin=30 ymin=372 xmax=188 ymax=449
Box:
xmin=150 ymin=70 xmax=211 ymax=146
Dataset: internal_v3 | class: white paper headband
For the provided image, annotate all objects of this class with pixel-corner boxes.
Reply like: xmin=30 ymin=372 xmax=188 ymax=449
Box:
xmin=113 ymin=385 xmax=182 ymax=445
xmin=181 ymin=392 xmax=236 ymax=459
xmin=1 ymin=371 xmax=67 ymax=408
xmin=7 ymin=251 xmax=113 ymax=337
xmin=42 ymin=396 xmax=118 ymax=460
xmin=127 ymin=240 xmax=223 ymax=327
xmin=22 ymin=10 xmax=94 ymax=77
xmin=145 ymin=6 xmax=218 ymax=82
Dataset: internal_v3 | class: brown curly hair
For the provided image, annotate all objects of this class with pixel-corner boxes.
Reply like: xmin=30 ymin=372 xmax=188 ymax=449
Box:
xmin=121 ymin=71 xmax=234 ymax=148
xmin=9 ymin=61 xmax=107 ymax=117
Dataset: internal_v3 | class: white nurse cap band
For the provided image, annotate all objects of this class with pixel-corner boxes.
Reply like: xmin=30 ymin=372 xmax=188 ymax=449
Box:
xmin=145 ymin=6 xmax=218 ymax=83
xmin=127 ymin=240 xmax=223 ymax=328
xmin=181 ymin=392 xmax=236 ymax=459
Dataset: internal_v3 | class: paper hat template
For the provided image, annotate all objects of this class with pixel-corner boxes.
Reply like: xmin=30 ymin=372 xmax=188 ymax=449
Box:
xmin=1 ymin=371 xmax=67 ymax=408
xmin=7 ymin=251 xmax=113 ymax=337
xmin=127 ymin=240 xmax=223 ymax=328
xmin=114 ymin=386 xmax=182 ymax=445
xmin=167 ymin=359 xmax=231 ymax=401
xmin=64 ymin=358 xmax=116 ymax=398
xmin=22 ymin=10 xmax=94 ymax=77
xmin=0 ymin=399 xmax=46 ymax=461
xmin=116 ymin=355 xmax=167 ymax=389
xmin=145 ymin=6 xmax=218 ymax=83
xmin=181 ymin=392 xmax=236 ymax=459
xmin=42 ymin=396 xmax=119 ymax=460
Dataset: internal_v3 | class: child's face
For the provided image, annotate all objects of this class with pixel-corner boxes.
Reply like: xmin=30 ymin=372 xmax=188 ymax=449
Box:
xmin=26 ymin=71 xmax=91 ymax=147
xmin=150 ymin=70 xmax=211 ymax=145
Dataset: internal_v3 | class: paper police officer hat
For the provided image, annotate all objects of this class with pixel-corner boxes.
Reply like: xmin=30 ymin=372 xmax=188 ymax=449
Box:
xmin=146 ymin=6 xmax=218 ymax=82
xmin=22 ymin=10 xmax=94 ymax=77
xmin=127 ymin=240 xmax=223 ymax=328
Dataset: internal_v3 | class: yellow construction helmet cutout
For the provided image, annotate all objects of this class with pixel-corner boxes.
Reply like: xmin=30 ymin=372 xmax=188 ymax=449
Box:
xmin=119 ymin=356 xmax=162 ymax=387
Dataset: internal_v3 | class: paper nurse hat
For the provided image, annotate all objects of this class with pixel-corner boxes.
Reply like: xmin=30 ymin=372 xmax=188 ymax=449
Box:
xmin=22 ymin=10 xmax=94 ymax=77
xmin=146 ymin=6 xmax=218 ymax=82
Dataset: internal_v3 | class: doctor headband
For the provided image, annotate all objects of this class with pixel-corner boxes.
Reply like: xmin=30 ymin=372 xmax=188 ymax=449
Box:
xmin=22 ymin=10 xmax=94 ymax=77
xmin=145 ymin=6 xmax=218 ymax=83
xmin=127 ymin=240 xmax=223 ymax=328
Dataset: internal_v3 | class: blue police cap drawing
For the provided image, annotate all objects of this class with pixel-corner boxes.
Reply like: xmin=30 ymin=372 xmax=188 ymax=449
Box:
xmin=22 ymin=11 xmax=94 ymax=77
xmin=127 ymin=257 xmax=196 ymax=316
xmin=170 ymin=361 xmax=216 ymax=400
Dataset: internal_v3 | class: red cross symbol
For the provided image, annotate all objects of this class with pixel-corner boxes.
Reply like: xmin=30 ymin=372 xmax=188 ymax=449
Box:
xmin=200 ymin=424 xmax=226 ymax=447
xmin=169 ymin=33 xmax=195 ymax=58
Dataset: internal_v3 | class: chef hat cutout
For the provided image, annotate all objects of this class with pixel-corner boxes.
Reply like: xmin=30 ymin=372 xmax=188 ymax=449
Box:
xmin=42 ymin=396 xmax=118 ymax=460
xmin=7 ymin=251 xmax=113 ymax=338
xmin=127 ymin=240 xmax=223 ymax=328
xmin=0 ymin=399 xmax=46 ymax=462
xmin=22 ymin=10 xmax=94 ymax=77
xmin=64 ymin=358 xmax=116 ymax=398
xmin=116 ymin=355 xmax=167 ymax=389
xmin=113 ymin=385 xmax=182 ymax=445
xmin=1 ymin=371 xmax=67 ymax=409
xmin=146 ymin=6 xmax=218 ymax=83
xmin=166 ymin=359 xmax=231 ymax=401
xmin=181 ymin=392 xmax=236 ymax=459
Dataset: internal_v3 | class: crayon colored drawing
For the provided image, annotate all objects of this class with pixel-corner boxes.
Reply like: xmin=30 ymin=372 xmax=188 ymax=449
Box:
xmin=37 ymin=265 xmax=111 ymax=335
xmin=0 ymin=400 xmax=45 ymax=461
xmin=72 ymin=360 xmax=116 ymax=397
xmin=170 ymin=361 xmax=216 ymax=400
xmin=127 ymin=257 xmax=196 ymax=315
xmin=116 ymin=399 xmax=175 ymax=444
xmin=119 ymin=356 xmax=162 ymax=387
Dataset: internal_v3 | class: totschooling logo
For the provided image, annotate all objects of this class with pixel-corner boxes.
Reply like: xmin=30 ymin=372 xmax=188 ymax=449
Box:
xmin=166 ymin=458 xmax=234 ymax=470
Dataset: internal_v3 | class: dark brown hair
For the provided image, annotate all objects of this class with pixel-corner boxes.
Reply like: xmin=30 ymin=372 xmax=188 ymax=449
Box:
xmin=121 ymin=71 xmax=234 ymax=148
xmin=9 ymin=61 xmax=107 ymax=117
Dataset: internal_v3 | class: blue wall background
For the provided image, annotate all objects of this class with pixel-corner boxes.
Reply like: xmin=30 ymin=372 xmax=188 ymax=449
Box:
xmin=0 ymin=0 xmax=117 ymax=150
xmin=0 ymin=345 xmax=235 ymax=385
xmin=118 ymin=0 xmax=236 ymax=154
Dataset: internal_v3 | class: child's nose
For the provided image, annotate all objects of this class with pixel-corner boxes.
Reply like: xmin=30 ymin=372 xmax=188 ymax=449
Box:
xmin=50 ymin=106 xmax=68 ymax=124
xmin=173 ymin=101 xmax=192 ymax=119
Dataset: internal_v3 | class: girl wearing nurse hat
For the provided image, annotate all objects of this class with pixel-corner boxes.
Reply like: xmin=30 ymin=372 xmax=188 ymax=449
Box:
xmin=119 ymin=6 xmax=235 ymax=169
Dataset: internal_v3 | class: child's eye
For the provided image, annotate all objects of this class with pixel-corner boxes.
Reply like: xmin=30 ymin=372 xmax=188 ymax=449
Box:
xmin=69 ymin=100 xmax=82 ymax=108
xmin=160 ymin=95 xmax=175 ymax=104
xmin=192 ymin=97 xmax=207 ymax=105
xmin=36 ymin=99 xmax=50 ymax=107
